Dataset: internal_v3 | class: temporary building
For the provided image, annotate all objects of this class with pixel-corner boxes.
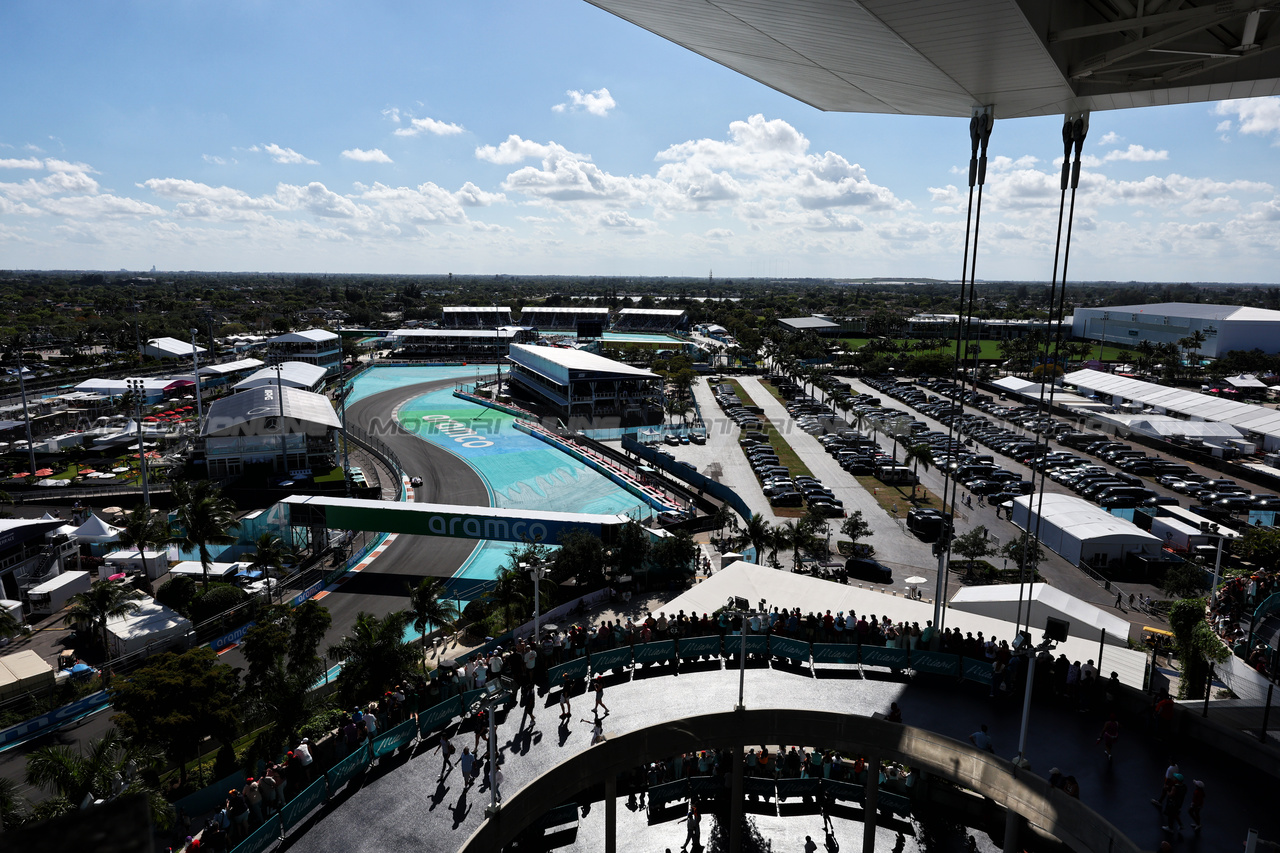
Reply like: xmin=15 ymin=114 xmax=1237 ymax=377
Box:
xmin=948 ymin=583 xmax=1132 ymax=646
xmin=72 ymin=513 xmax=122 ymax=543
xmin=106 ymin=599 xmax=192 ymax=658
xmin=0 ymin=649 xmax=56 ymax=702
xmin=1010 ymin=493 xmax=1161 ymax=568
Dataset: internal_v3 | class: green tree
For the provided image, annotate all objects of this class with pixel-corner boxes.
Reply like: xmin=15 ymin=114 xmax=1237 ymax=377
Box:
xmin=0 ymin=606 xmax=20 ymax=641
xmin=116 ymin=505 xmax=169 ymax=576
xmin=246 ymin=532 xmax=287 ymax=591
xmin=484 ymin=568 xmax=529 ymax=632
xmin=903 ymin=442 xmax=933 ymax=499
xmin=326 ymin=610 xmax=417 ymax=706
xmin=405 ymin=577 xmax=460 ymax=673
xmin=24 ymin=729 xmax=171 ymax=828
xmin=65 ymin=581 xmax=143 ymax=664
xmin=240 ymin=600 xmax=332 ymax=746
xmin=840 ymin=511 xmax=872 ymax=554
xmin=650 ymin=529 xmax=698 ymax=581
xmin=952 ymin=526 xmax=992 ymax=564
xmin=110 ymin=647 xmax=240 ymax=786
xmin=1001 ymin=534 xmax=1045 ymax=580
xmin=1161 ymin=562 xmax=1206 ymax=600
xmin=0 ymin=776 xmax=26 ymax=829
xmin=739 ymin=513 xmax=772 ymax=564
xmin=551 ymin=528 xmax=605 ymax=588
xmin=1168 ymin=598 xmax=1229 ymax=700
xmin=614 ymin=519 xmax=651 ymax=579
xmin=168 ymin=480 xmax=239 ymax=592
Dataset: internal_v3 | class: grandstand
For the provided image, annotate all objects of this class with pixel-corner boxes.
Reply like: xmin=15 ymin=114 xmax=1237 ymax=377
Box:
xmin=391 ymin=327 xmax=535 ymax=360
xmin=613 ymin=307 xmax=687 ymax=332
xmin=441 ymin=306 xmax=514 ymax=329
xmin=517 ymin=306 xmax=611 ymax=332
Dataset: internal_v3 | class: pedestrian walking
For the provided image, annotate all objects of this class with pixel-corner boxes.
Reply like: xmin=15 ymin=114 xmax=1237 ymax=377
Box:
xmin=583 ymin=712 xmax=605 ymax=745
xmin=520 ymin=681 xmax=536 ymax=728
xmin=559 ymin=673 xmax=572 ymax=719
xmin=680 ymin=803 xmax=701 ymax=851
xmin=1096 ymin=713 xmax=1120 ymax=760
xmin=592 ymin=674 xmax=609 ymax=715
xmin=1161 ymin=773 xmax=1187 ymax=833
xmin=1189 ymin=780 xmax=1205 ymax=833
xmin=437 ymin=731 xmax=455 ymax=780
xmin=1151 ymin=756 xmax=1179 ymax=807
xmin=459 ymin=747 xmax=476 ymax=789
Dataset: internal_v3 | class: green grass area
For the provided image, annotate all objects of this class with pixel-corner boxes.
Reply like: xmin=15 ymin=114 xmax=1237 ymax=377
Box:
xmin=723 ymin=379 xmax=812 ymax=482
xmin=314 ymin=465 xmax=346 ymax=484
xmin=837 ymin=337 xmax=1134 ymax=362
xmin=855 ymin=474 xmax=953 ymax=518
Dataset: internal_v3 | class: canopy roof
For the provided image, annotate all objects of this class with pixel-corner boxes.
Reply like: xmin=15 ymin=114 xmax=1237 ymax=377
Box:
xmin=1012 ymin=493 xmax=1162 ymax=545
xmin=508 ymin=343 xmax=658 ymax=383
xmin=203 ymin=385 xmax=341 ymax=437
xmin=72 ymin=513 xmax=121 ymax=542
xmin=588 ymin=1 xmax=1280 ymax=119
xmin=950 ymin=583 xmax=1131 ymax=644
xmin=268 ymin=328 xmax=339 ymax=344
xmin=233 ymin=361 xmax=329 ymax=392
xmin=199 ymin=358 xmax=264 ymax=376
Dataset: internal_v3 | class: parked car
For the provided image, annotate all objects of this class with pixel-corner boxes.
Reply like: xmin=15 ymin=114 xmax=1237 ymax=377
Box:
xmin=844 ymin=557 xmax=893 ymax=584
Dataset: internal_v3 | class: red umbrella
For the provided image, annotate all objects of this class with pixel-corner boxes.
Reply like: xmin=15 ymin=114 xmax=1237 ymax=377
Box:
xmin=12 ymin=472 xmax=30 ymax=478
xmin=107 ymin=573 xmax=126 ymax=582
xmin=34 ymin=468 xmax=54 ymax=477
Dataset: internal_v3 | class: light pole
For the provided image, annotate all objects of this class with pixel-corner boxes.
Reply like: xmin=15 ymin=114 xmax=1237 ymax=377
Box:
xmin=338 ymin=380 xmax=352 ymax=497
xmin=189 ymin=328 xmax=203 ymax=427
xmin=15 ymin=348 xmax=37 ymax=480
xmin=521 ymin=561 xmax=547 ymax=646
xmin=126 ymin=378 xmax=151 ymax=510
xmin=481 ymin=676 xmax=512 ymax=817
xmin=274 ymin=364 xmax=288 ymax=474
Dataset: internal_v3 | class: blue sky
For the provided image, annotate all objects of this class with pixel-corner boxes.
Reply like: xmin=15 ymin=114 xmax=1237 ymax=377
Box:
xmin=3 ymin=1 xmax=1280 ymax=282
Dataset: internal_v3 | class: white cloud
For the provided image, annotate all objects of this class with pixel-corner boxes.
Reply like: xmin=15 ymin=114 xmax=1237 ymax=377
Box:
xmin=41 ymin=194 xmax=163 ymax=218
xmin=1214 ymin=97 xmax=1280 ymax=141
xmin=552 ymin=87 xmax=617 ymax=117
xmin=276 ymin=182 xmax=366 ymax=218
xmin=341 ymin=148 xmax=394 ymax=164
xmin=1103 ymin=144 xmax=1169 ymax=162
xmin=44 ymin=159 xmax=96 ymax=174
xmin=253 ymin=144 xmax=318 ymax=165
xmin=382 ymin=107 xmax=401 ymax=124
xmin=0 ymin=158 xmax=43 ymax=170
xmin=140 ymin=178 xmax=283 ymax=211
xmin=1099 ymin=131 xmax=1123 ymax=146
xmin=392 ymin=116 xmax=465 ymax=138
xmin=202 ymin=154 xmax=235 ymax=166
xmin=1215 ymin=120 xmax=1233 ymax=134
xmin=475 ymin=135 xmax=578 ymax=165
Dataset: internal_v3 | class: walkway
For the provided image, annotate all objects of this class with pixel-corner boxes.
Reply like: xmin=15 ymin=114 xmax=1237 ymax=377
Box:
xmin=282 ymin=651 xmax=1275 ymax=853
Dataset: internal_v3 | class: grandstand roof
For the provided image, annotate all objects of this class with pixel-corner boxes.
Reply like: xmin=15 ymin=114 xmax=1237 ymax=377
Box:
xmin=393 ymin=328 xmax=526 ymax=339
xmin=518 ymin=306 xmax=610 ymax=315
xmin=198 ymin=358 xmax=264 ymax=376
xmin=145 ymin=337 xmax=206 ymax=358
xmin=1065 ymin=369 xmax=1280 ymax=441
xmin=203 ymin=385 xmax=340 ymax=437
xmin=509 ymin=343 xmax=658 ymax=383
xmin=233 ymin=361 xmax=329 ymax=392
xmin=617 ymin=308 xmax=687 ymax=316
xmin=443 ymin=306 xmax=513 ymax=313
xmin=779 ymin=316 xmax=839 ymax=330
xmin=269 ymin=328 xmax=339 ymax=344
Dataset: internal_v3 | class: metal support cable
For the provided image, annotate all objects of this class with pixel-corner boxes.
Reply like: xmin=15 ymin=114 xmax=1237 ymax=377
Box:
xmin=934 ymin=107 xmax=993 ymax=632
xmin=1018 ymin=112 xmax=1089 ymax=635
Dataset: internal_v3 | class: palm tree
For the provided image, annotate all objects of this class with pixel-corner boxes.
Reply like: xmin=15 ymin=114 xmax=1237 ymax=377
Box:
xmin=168 ymin=480 xmax=239 ymax=591
xmin=326 ymin=610 xmax=416 ymax=705
xmin=739 ymin=513 xmax=771 ymax=565
xmin=1179 ymin=330 xmax=1208 ymax=370
xmin=65 ymin=581 xmax=142 ymax=663
xmin=246 ymin=532 xmax=286 ymax=594
xmin=485 ymin=568 xmax=528 ymax=633
xmin=904 ymin=443 xmax=934 ymax=500
xmin=116 ymin=505 xmax=168 ymax=577
xmin=25 ymin=729 xmax=171 ymax=827
xmin=0 ymin=606 xmax=20 ymax=641
xmin=405 ymin=577 xmax=460 ymax=672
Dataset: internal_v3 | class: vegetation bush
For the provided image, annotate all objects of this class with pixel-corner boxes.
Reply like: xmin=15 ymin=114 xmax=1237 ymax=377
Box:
xmin=156 ymin=575 xmax=197 ymax=615
xmin=298 ymin=707 xmax=348 ymax=742
xmin=189 ymin=583 xmax=248 ymax=624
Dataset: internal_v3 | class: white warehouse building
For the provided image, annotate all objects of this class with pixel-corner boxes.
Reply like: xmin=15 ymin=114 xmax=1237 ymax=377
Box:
xmin=1072 ymin=302 xmax=1280 ymax=358
xmin=1010 ymin=493 xmax=1161 ymax=569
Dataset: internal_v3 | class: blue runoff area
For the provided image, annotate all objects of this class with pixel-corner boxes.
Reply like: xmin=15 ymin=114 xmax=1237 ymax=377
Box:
xmin=344 ymin=364 xmax=482 ymax=405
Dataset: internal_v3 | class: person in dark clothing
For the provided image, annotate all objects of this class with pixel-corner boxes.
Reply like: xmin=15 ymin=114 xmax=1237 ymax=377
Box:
xmin=1162 ymin=773 xmax=1187 ymax=833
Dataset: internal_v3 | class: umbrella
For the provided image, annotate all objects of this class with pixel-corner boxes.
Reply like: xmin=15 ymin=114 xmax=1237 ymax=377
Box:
xmin=12 ymin=472 xmax=30 ymax=478
xmin=103 ymin=506 xmax=123 ymax=515
xmin=79 ymin=468 xmax=97 ymax=474
xmin=69 ymin=663 xmax=94 ymax=675
xmin=905 ymin=576 xmax=928 ymax=585
xmin=99 ymin=473 xmax=116 ymax=480
xmin=34 ymin=468 xmax=53 ymax=476
xmin=107 ymin=573 xmax=126 ymax=582
xmin=112 ymin=466 xmax=130 ymax=473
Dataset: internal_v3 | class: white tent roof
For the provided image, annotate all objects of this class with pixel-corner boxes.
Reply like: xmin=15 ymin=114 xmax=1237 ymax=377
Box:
xmin=232 ymin=361 xmax=329 ymax=392
xmin=106 ymin=599 xmax=191 ymax=652
xmin=1226 ymin=374 xmax=1268 ymax=389
xmin=268 ymin=328 xmax=339 ymax=344
xmin=199 ymin=358 xmax=264 ymax=376
xmin=1011 ymin=494 xmax=1162 ymax=547
xmin=1065 ymin=369 xmax=1280 ymax=441
xmin=991 ymin=376 xmax=1040 ymax=395
xmin=146 ymin=337 xmax=207 ymax=357
xmin=660 ymin=562 xmax=1148 ymax=686
xmin=73 ymin=513 xmax=122 ymax=542
xmin=1126 ymin=416 xmax=1244 ymax=440
xmin=949 ymin=583 xmax=1131 ymax=645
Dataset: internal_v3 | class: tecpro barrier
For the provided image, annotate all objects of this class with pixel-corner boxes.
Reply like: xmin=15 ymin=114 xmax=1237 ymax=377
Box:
xmin=0 ymin=689 xmax=110 ymax=749
xmin=279 ymin=778 xmax=328 ymax=832
xmin=371 ymin=719 xmax=417 ymax=758
xmin=325 ymin=743 xmax=371 ymax=793
xmin=588 ymin=646 xmax=633 ymax=672
xmin=230 ymin=815 xmax=281 ymax=853
xmin=632 ymin=639 xmax=675 ymax=665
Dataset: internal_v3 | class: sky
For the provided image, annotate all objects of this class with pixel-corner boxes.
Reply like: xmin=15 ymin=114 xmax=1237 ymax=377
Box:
xmin=3 ymin=1 xmax=1280 ymax=283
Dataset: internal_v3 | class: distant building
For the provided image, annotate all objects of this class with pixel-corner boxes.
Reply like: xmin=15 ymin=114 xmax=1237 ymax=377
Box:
xmin=143 ymin=337 xmax=206 ymax=360
xmin=233 ymin=361 xmax=329 ymax=394
xmin=390 ymin=327 xmax=536 ymax=360
xmin=506 ymin=343 xmax=660 ymax=422
xmin=441 ymin=306 xmax=515 ymax=329
xmin=613 ymin=308 xmax=687 ymax=332
xmin=200 ymin=385 xmax=341 ymax=478
xmin=0 ymin=518 xmax=78 ymax=601
xmin=194 ymin=358 xmax=264 ymax=390
xmin=906 ymin=314 xmax=1052 ymax=340
xmin=1072 ymin=302 xmax=1280 ymax=357
xmin=266 ymin=329 xmax=342 ymax=377
xmin=776 ymin=315 xmax=865 ymax=337
xmin=517 ymin=306 xmax=611 ymax=332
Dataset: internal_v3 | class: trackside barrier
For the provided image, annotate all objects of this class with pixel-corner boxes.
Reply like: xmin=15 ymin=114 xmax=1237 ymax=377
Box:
xmin=744 ymin=776 xmax=775 ymax=798
xmin=961 ymin=658 xmax=993 ymax=686
xmin=174 ymin=769 xmax=247 ymax=821
xmin=879 ymin=790 xmax=913 ymax=816
xmin=688 ymin=775 xmax=721 ymax=796
xmin=648 ymin=778 xmax=687 ymax=808
xmin=633 ymin=640 xmax=675 ymax=665
xmin=859 ymin=646 xmax=909 ymax=671
xmin=326 ymin=742 xmax=371 ymax=793
xmin=0 ymin=689 xmax=110 ymax=750
xmin=823 ymin=779 xmax=865 ymax=803
xmin=418 ymin=696 xmax=465 ymax=737
xmin=536 ymin=801 xmax=581 ymax=831
xmin=371 ymin=719 xmax=417 ymax=758
xmin=459 ymin=687 xmax=489 ymax=710
xmin=770 ymin=636 xmax=809 ymax=662
xmin=279 ymin=777 xmax=328 ymax=832
xmin=908 ymin=650 xmax=960 ymax=677
xmin=776 ymin=777 xmax=820 ymax=799
xmin=230 ymin=814 xmax=280 ymax=853
xmin=678 ymin=636 xmax=721 ymax=660
xmin=727 ymin=635 xmax=770 ymax=658
xmin=812 ymin=643 xmax=860 ymax=664
xmin=548 ymin=657 xmax=590 ymax=685
xmin=588 ymin=646 xmax=633 ymax=673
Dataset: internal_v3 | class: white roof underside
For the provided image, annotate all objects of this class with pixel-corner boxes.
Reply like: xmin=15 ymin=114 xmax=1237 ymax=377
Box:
xmin=392 ymin=328 xmax=525 ymax=339
xmin=1066 ymin=369 xmax=1280 ymax=439
xmin=586 ymin=0 xmax=1280 ymax=118
xmin=233 ymin=361 xmax=329 ymax=390
xmin=518 ymin=306 xmax=610 ymax=315
xmin=146 ymin=337 xmax=206 ymax=357
xmin=662 ymin=563 xmax=1148 ymax=686
xmin=203 ymin=385 xmax=341 ymax=436
xmin=1081 ymin=302 xmax=1280 ymax=322
xmin=269 ymin=328 xmax=339 ymax=344
xmin=199 ymin=358 xmax=264 ymax=376
xmin=1127 ymin=416 xmax=1244 ymax=439
xmin=617 ymin=308 xmax=687 ymax=316
xmin=509 ymin=343 xmax=658 ymax=379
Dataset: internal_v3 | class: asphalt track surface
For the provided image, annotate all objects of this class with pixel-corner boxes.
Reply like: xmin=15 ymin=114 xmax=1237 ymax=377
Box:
xmin=317 ymin=378 xmax=492 ymax=651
